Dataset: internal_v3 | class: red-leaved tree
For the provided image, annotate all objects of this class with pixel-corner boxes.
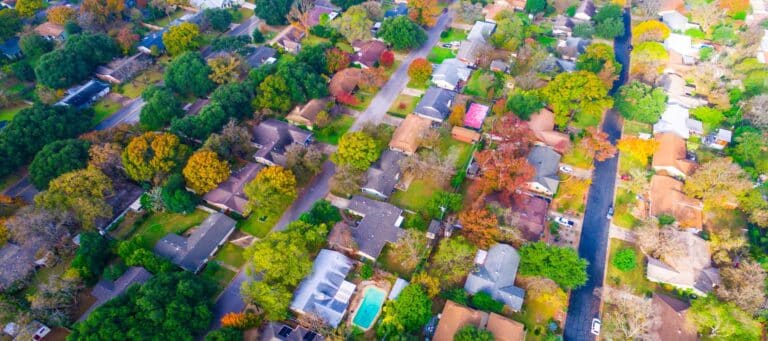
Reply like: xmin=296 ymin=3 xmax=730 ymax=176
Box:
xmin=326 ymin=48 xmax=350 ymax=73
xmin=581 ymin=127 xmax=617 ymax=161
xmin=380 ymin=50 xmax=395 ymax=68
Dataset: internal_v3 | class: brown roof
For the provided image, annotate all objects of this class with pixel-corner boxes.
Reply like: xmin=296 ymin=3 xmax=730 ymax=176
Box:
xmin=486 ymin=313 xmax=525 ymax=341
xmin=649 ymin=175 xmax=703 ymax=228
xmin=389 ymin=114 xmax=432 ymax=155
xmin=528 ymin=108 xmax=555 ymax=132
xmin=508 ymin=193 xmax=548 ymax=241
xmin=652 ymin=293 xmax=696 ymax=341
xmin=34 ymin=22 xmax=65 ymax=37
xmin=652 ymin=133 xmax=696 ymax=177
xmin=660 ymin=0 xmax=685 ymax=13
xmin=202 ymin=162 xmax=262 ymax=215
xmin=528 ymin=108 xmax=571 ymax=153
xmin=433 ymin=301 xmax=487 ymax=341
xmin=329 ymin=68 xmax=363 ymax=97
xmin=353 ymin=40 xmax=387 ymax=68
xmin=286 ymin=98 xmax=330 ymax=127
xmin=451 ymin=126 xmax=481 ymax=144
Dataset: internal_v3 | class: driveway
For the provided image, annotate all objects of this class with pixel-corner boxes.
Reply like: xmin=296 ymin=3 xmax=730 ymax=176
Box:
xmin=209 ymin=270 xmax=250 ymax=330
xmin=273 ymin=161 xmax=336 ymax=231
xmin=563 ymin=8 xmax=631 ymax=341
xmin=228 ymin=16 xmax=260 ymax=37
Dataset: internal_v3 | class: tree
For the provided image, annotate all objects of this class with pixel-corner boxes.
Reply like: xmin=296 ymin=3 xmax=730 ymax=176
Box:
xmin=116 ymin=26 xmax=139 ymax=55
xmin=377 ymin=285 xmax=432 ymax=337
xmin=19 ymin=34 xmax=53 ymax=59
xmin=378 ymin=16 xmax=427 ymax=50
xmin=506 ymin=90 xmax=543 ymax=120
xmin=688 ymin=295 xmax=761 ymax=340
xmin=388 ymin=229 xmax=427 ymax=271
xmin=593 ymin=4 xmax=624 ymax=39
xmin=206 ymin=328 xmax=243 ymax=341
xmin=490 ymin=10 xmax=526 ymax=51
xmin=407 ymin=0 xmax=440 ymax=27
xmin=630 ymin=42 xmax=668 ymax=82
xmin=334 ymin=5 xmax=372 ymax=42
xmin=743 ymin=95 xmax=768 ymax=129
xmin=35 ymin=166 xmax=113 ymax=230
xmin=359 ymin=1 xmax=383 ymax=20
xmin=29 ymin=139 xmax=91 ymax=189
xmin=407 ymin=58 xmax=432 ymax=85
xmin=473 ymin=115 xmax=536 ymax=196
xmin=325 ymin=48 xmax=350 ymax=73
xmin=205 ymin=8 xmax=233 ymax=31
xmin=15 ymin=0 xmax=43 ymax=17
xmin=47 ymin=6 xmax=76 ymax=24
xmin=519 ymin=241 xmax=588 ymax=289
xmin=285 ymin=144 xmax=323 ymax=181
xmin=616 ymin=136 xmax=658 ymax=163
xmin=716 ymin=261 xmax=766 ymax=314
xmin=425 ymin=191 xmax=463 ymax=219
xmin=183 ymin=150 xmax=230 ymax=194
xmin=161 ymin=173 xmax=198 ymax=213
xmin=690 ymin=106 xmax=723 ymax=133
xmin=521 ymin=276 xmax=567 ymax=314
xmin=601 ymin=287 xmax=660 ymax=340
xmin=330 ymin=165 xmax=365 ymax=197
xmin=614 ymin=81 xmax=666 ymax=123
xmin=332 ymin=131 xmax=379 ymax=171
xmin=458 ymin=208 xmax=499 ymax=248
xmin=454 ymin=326 xmax=494 ymax=341
xmin=254 ymin=0 xmax=291 ymax=25
xmin=252 ymin=29 xmax=265 ymax=43
xmin=220 ymin=312 xmax=261 ymax=330
xmin=211 ymin=35 xmax=251 ymax=53
xmin=296 ymin=43 xmax=329 ymax=74
xmin=34 ymin=50 xmax=88 ymax=89
xmin=287 ymin=0 xmax=314 ymax=31
xmin=122 ymin=132 xmax=189 ymax=184
xmin=540 ymin=71 xmax=613 ymax=127
xmin=298 ymin=200 xmax=341 ymax=225
xmin=70 ymin=232 xmax=111 ymax=284
xmin=243 ymin=166 xmax=297 ymax=215
xmin=171 ymin=102 xmax=228 ymax=140
xmin=573 ymin=22 xmax=594 ymax=38
xmin=632 ymin=20 xmax=670 ymax=44
xmin=140 ymin=86 xmax=184 ymax=130
xmin=732 ymin=131 xmax=767 ymax=169
xmin=208 ymin=55 xmax=242 ymax=85
xmin=165 ymin=52 xmax=215 ymax=97
xmin=203 ymin=120 xmax=254 ymax=160
xmin=163 ymin=22 xmax=201 ymax=56
xmin=458 ymin=1 xmax=483 ymax=23
xmin=380 ymin=50 xmax=394 ymax=68
xmin=524 ymin=0 xmax=547 ymax=14
xmin=684 ymin=158 xmax=752 ymax=208
xmin=211 ymin=82 xmax=254 ymax=120
xmin=611 ymin=248 xmax=637 ymax=271
xmin=448 ymin=104 xmax=466 ymax=126
xmin=634 ymin=220 xmax=685 ymax=260
xmin=581 ymin=127 xmax=617 ymax=161
xmin=254 ymin=61 xmax=327 ymax=113
xmin=80 ymin=0 xmax=125 ymax=25
xmin=428 ymin=237 xmax=476 ymax=289
xmin=0 ymin=9 xmax=21 ymax=41
xmin=576 ymin=43 xmax=621 ymax=88
xmin=471 ymin=292 xmax=504 ymax=313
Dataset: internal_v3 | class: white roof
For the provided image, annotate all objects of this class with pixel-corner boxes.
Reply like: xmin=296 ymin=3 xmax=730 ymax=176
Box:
xmin=467 ymin=21 xmax=496 ymax=43
xmin=664 ymin=33 xmax=695 ymax=56
xmin=388 ymin=278 xmax=409 ymax=300
xmin=715 ymin=129 xmax=732 ymax=142
xmin=653 ymin=103 xmax=692 ymax=139
xmin=661 ymin=11 xmax=688 ymax=31
xmin=760 ymin=30 xmax=768 ymax=51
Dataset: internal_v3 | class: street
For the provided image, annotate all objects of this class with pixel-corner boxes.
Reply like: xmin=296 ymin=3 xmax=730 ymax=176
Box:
xmin=563 ymin=8 xmax=631 ymax=341
xmin=273 ymin=161 xmax=336 ymax=231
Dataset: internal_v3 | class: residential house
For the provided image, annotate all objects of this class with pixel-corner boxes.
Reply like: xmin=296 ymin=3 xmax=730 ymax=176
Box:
xmin=649 ymin=175 xmax=704 ymax=228
xmin=573 ymin=0 xmax=595 ymax=22
xmin=203 ymin=162 xmax=263 ymax=215
xmin=414 ymin=86 xmax=456 ymax=122
xmin=653 ymin=103 xmax=704 ymax=139
xmin=451 ymin=126 xmax=481 ymax=144
xmin=507 ymin=192 xmax=548 ymax=241
xmin=0 ymin=37 xmax=21 ymax=60
xmin=252 ymin=119 xmax=313 ymax=167
xmin=664 ymin=33 xmax=697 ymax=69
xmin=525 ymin=145 xmax=561 ymax=196
xmin=661 ymin=11 xmax=692 ymax=32
xmin=138 ymin=30 xmax=165 ymax=54
xmin=346 ymin=196 xmax=405 ymax=260
xmin=286 ymin=98 xmax=330 ymax=128
xmin=79 ymin=267 xmax=152 ymax=321
xmin=384 ymin=2 xmax=407 ymax=17
xmin=433 ymin=301 xmax=525 ymax=341
xmin=490 ymin=59 xmax=508 ymax=73
xmin=34 ymin=22 xmax=66 ymax=41
xmin=56 ymin=80 xmax=110 ymax=108
xmin=464 ymin=103 xmax=489 ymax=130
xmin=0 ymin=0 xmax=14 ymax=9
xmin=552 ymin=15 xmax=574 ymax=37
xmin=260 ymin=323 xmax=325 ymax=341
xmin=464 ymin=243 xmax=526 ymax=311
xmin=191 ymin=0 xmax=242 ymax=9
xmin=2 ymin=320 xmax=50 ymax=340
xmin=244 ymin=46 xmax=277 ymax=69
xmin=557 ymin=36 xmax=590 ymax=61
xmin=307 ymin=5 xmax=338 ymax=27
xmin=154 ymin=213 xmax=237 ymax=273
xmin=457 ymin=21 xmax=496 ymax=65
xmin=389 ymin=114 xmax=432 ymax=155
xmin=658 ymin=73 xmax=708 ymax=108
xmin=329 ymin=67 xmax=364 ymax=98
xmin=527 ymin=108 xmax=571 ymax=153
xmin=432 ymin=58 xmax=472 ymax=91
xmin=426 ymin=220 xmax=442 ymax=240
xmin=352 ymin=40 xmax=387 ymax=68
xmin=96 ymin=52 xmax=154 ymax=84
xmin=290 ymin=249 xmax=356 ymax=327
xmin=467 ymin=20 xmax=496 ymax=42
xmin=652 ymin=133 xmax=697 ymax=179
xmin=652 ymin=293 xmax=697 ymax=341
xmin=646 ymin=228 xmax=720 ymax=295
xmin=277 ymin=27 xmax=305 ymax=54
xmin=362 ymin=150 xmax=404 ymax=199
xmin=704 ymin=128 xmax=732 ymax=150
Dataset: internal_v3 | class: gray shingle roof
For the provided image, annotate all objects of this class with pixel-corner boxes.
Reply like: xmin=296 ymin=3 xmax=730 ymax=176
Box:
xmin=245 ymin=46 xmax=276 ymax=69
xmin=347 ymin=196 xmax=405 ymax=260
xmin=203 ymin=162 xmax=263 ymax=215
xmin=0 ymin=243 xmax=37 ymax=290
xmin=527 ymin=145 xmax=561 ymax=195
xmin=154 ymin=213 xmax=236 ymax=273
xmin=414 ymin=87 xmax=456 ymax=122
xmin=260 ymin=322 xmax=325 ymax=341
xmin=464 ymin=243 xmax=525 ymax=311
xmin=290 ymin=249 xmax=355 ymax=328
xmin=362 ymin=150 xmax=404 ymax=198
xmin=57 ymin=80 xmax=110 ymax=108
xmin=0 ymin=37 xmax=20 ymax=58
xmin=252 ymin=119 xmax=313 ymax=166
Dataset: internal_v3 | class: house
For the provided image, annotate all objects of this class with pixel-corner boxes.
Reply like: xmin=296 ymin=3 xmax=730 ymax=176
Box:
xmin=34 ymin=22 xmax=66 ymax=41
xmin=260 ymin=323 xmax=324 ymax=341
xmin=244 ymin=46 xmax=277 ymax=69
xmin=464 ymin=243 xmax=526 ymax=311
xmin=307 ymin=5 xmax=338 ymax=27
xmin=362 ymin=150 xmax=404 ymax=199
xmin=704 ymin=128 xmax=732 ymax=150
xmin=467 ymin=21 xmax=496 ymax=43
xmin=652 ymin=133 xmax=697 ymax=178
xmin=432 ymin=58 xmax=472 ymax=91
xmin=389 ymin=114 xmax=432 ymax=155
xmin=191 ymin=0 xmax=242 ymax=9
xmin=154 ymin=213 xmax=237 ymax=273
xmin=426 ymin=220 xmax=442 ymax=240
xmin=203 ymin=162 xmax=263 ymax=215
xmin=329 ymin=67 xmax=364 ymax=98
xmin=649 ymin=175 xmax=704 ymax=228
xmin=557 ymin=36 xmax=590 ymax=61
xmin=646 ymin=229 xmax=720 ymax=295
xmin=508 ymin=192 xmax=548 ymax=241
xmin=489 ymin=59 xmax=508 ymax=73
xmin=277 ymin=26 xmax=305 ymax=54
xmin=79 ymin=267 xmax=152 ymax=321
xmin=658 ymin=73 xmax=708 ymax=108
xmin=346 ymin=196 xmax=405 ymax=260
xmin=527 ymin=108 xmax=571 ymax=153
xmin=3 ymin=320 xmax=50 ymax=340
xmin=464 ymin=102 xmax=489 ymax=130
xmin=552 ymin=15 xmax=574 ymax=37
xmin=96 ymin=52 xmax=154 ymax=84
xmin=664 ymin=33 xmax=697 ymax=67
xmin=56 ymin=80 xmax=110 ymax=108
xmin=573 ymin=0 xmax=595 ymax=21
xmin=138 ymin=30 xmax=165 ymax=54
xmin=414 ymin=86 xmax=456 ymax=122
xmin=658 ymin=0 xmax=684 ymax=14
xmin=252 ymin=119 xmax=313 ymax=167
xmin=352 ymin=40 xmax=387 ymax=68
xmin=661 ymin=11 xmax=692 ymax=32
xmin=652 ymin=293 xmax=697 ymax=341
xmin=290 ymin=249 xmax=356 ymax=327
xmin=433 ymin=301 xmax=525 ymax=341
xmin=653 ymin=103 xmax=703 ymax=139
xmin=525 ymin=145 xmax=561 ymax=196
xmin=286 ymin=98 xmax=330 ymax=128
xmin=456 ymin=21 xmax=495 ymax=65
xmin=451 ymin=126 xmax=481 ymax=144
xmin=0 ymin=37 xmax=21 ymax=60
xmin=384 ymin=2 xmax=407 ymax=17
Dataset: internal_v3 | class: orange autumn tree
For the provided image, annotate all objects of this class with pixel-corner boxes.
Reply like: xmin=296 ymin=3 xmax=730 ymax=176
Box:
xmin=581 ymin=127 xmax=617 ymax=162
xmin=617 ymin=136 xmax=658 ymax=163
xmin=220 ymin=312 xmax=262 ymax=329
xmin=47 ymin=6 xmax=77 ymax=25
xmin=407 ymin=0 xmax=441 ymax=27
xmin=458 ymin=207 xmax=499 ymax=248
xmin=408 ymin=58 xmax=432 ymax=85
xmin=719 ymin=0 xmax=749 ymax=15
xmin=474 ymin=114 xmax=537 ymax=197
xmin=448 ymin=104 xmax=466 ymax=126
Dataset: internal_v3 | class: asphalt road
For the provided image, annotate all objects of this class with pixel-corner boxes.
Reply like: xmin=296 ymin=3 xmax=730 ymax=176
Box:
xmin=563 ymin=8 xmax=631 ymax=341
xmin=228 ymin=16 xmax=260 ymax=37
xmin=273 ymin=161 xmax=336 ymax=231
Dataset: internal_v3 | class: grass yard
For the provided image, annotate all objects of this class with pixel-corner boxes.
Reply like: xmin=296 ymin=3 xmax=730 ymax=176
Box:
xmin=92 ymin=98 xmax=121 ymax=125
xmin=348 ymin=91 xmax=376 ymax=111
xmin=427 ymin=46 xmax=455 ymax=64
xmin=606 ymin=239 xmax=657 ymax=295
xmin=440 ymin=28 xmax=467 ymax=43
xmin=572 ymin=110 xmax=601 ymax=129
xmin=390 ymin=178 xmax=442 ymax=214
xmin=200 ymin=262 xmax=237 ymax=293
xmin=552 ymin=177 xmax=591 ymax=215
xmin=0 ymin=104 xmax=28 ymax=122
xmin=119 ymin=68 xmax=164 ymax=98
xmin=302 ymin=34 xmax=330 ymax=46
xmin=147 ymin=10 xmax=186 ymax=27
xmin=387 ymin=94 xmax=419 ymax=118
xmin=0 ymin=168 xmax=24 ymax=193
xmin=378 ymin=243 xmax=418 ymax=280
xmin=438 ymin=136 xmax=474 ymax=169
xmin=238 ymin=199 xmax=292 ymax=237
xmin=512 ymin=296 xmax=565 ymax=340
xmin=463 ymin=70 xmax=495 ymax=99
xmin=114 ymin=210 xmax=209 ymax=249
xmin=561 ymin=145 xmax=593 ymax=169
xmin=229 ymin=7 xmax=252 ymax=23
xmin=623 ymin=120 xmax=652 ymax=137
xmin=314 ymin=114 xmax=354 ymax=145
xmin=21 ymin=256 xmax=74 ymax=297
xmin=213 ymin=243 xmax=246 ymax=268
xmin=613 ymin=188 xmax=640 ymax=229
xmin=619 ymin=153 xmax=646 ymax=174
xmin=407 ymin=78 xmax=430 ymax=89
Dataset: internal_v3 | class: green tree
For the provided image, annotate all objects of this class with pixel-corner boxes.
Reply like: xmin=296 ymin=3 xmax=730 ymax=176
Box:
xmin=161 ymin=173 xmax=199 ymax=213
xmin=165 ymin=52 xmax=215 ymax=97
xmin=254 ymin=0 xmax=292 ymax=25
xmin=29 ymin=139 xmax=91 ymax=189
xmin=334 ymin=5 xmax=372 ymax=42
xmin=243 ymin=166 xmax=297 ymax=215
xmin=212 ymin=81 xmax=253 ymax=118
xmin=298 ymin=200 xmax=342 ymax=225
xmin=425 ymin=191 xmax=463 ymax=219
xmin=296 ymin=43 xmax=330 ymax=75
xmin=205 ymin=328 xmax=243 ymax=341
xmin=205 ymin=8 xmax=233 ymax=31
xmin=332 ymin=131 xmax=380 ymax=170
xmin=70 ymin=232 xmax=112 ymax=285
xmin=428 ymin=237 xmax=476 ymax=289
xmin=377 ymin=285 xmax=432 ymax=337
xmin=34 ymin=34 xmax=118 ymax=88
xmin=630 ymin=42 xmax=668 ymax=81
xmin=331 ymin=0 xmax=363 ymax=9
xmin=162 ymin=22 xmax=201 ymax=56
xmin=15 ymin=0 xmax=43 ymax=17
xmin=506 ymin=90 xmax=543 ymax=120
xmin=35 ymin=166 xmax=113 ymax=230
xmin=140 ymin=86 xmax=184 ymax=130
xmin=611 ymin=248 xmax=637 ymax=272
xmin=252 ymin=29 xmax=265 ymax=43
xmin=572 ymin=22 xmax=594 ymax=38
xmin=525 ymin=0 xmax=547 ymax=13
xmin=19 ymin=33 xmax=53 ymax=59
xmin=540 ymin=71 xmax=613 ymax=127
xmin=0 ymin=9 xmax=22 ymax=41
xmin=454 ymin=326 xmax=494 ymax=341
xmin=688 ymin=295 xmax=761 ymax=340
xmin=171 ymin=102 xmax=229 ymax=140
xmin=471 ymin=291 xmax=503 ymax=313
xmin=378 ymin=16 xmax=427 ymax=50
xmin=519 ymin=241 xmax=588 ymax=289
xmin=593 ymin=4 xmax=624 ymax=39
xmin=690 ymin=106 xmax=724 ymax=133
xmin=576 ymin=43 xmax=621 ymax=87
xmin=490 ymin=10 xmax=526 ymax=50
xmin=614 ymin=81 xmax=667 ymax=124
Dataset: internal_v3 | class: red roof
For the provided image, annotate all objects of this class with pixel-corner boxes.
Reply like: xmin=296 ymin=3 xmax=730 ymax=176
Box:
xmin=464 ymin=103 xmax=489 ymax=129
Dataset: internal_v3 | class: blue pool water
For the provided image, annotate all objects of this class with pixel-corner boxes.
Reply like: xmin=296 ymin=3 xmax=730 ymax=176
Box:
xmin=352 ymin=287 xmax=387 ymax=329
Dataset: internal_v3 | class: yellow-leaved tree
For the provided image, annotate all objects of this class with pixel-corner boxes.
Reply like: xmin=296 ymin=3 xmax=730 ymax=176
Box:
xmin=122 ymin=132 xmax=189 ymax=184
xmin=182 ymin=150 xmax=230 ymax=193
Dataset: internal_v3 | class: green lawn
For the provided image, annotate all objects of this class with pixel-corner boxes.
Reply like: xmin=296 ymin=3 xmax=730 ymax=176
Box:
xmin=427 ymin=46 xmax=455 ymax=64
xmin=302 ymin=34 xmax=330 ymax=46
xmin=387 ymin=94 xmax=419 ymax=118
xmin=115 ymin=210 xmax=210 ymax=249
xmin=511 ymin=289 xmax=566 ymax=340
xmin=440 ymin=28 xmax=467 ymax=43
xmin=314 ymin=114 xmax=354 ymax=145
xmin=200 ymin=262 xmax=237 ymax=293
xmin=438 ymin=136 xmax=474 ymax=169
xmin=147 ymin=10 xmax=186 ymax=27
xmin=407 ymin=78 xmax=430 ymax=89
xmin=0 ymin=104 xmax=29 ymax=122
xmin=390 ymin=178 xmax=442 ymax=214
xmin=229 ymin=7 xmax=252 ymax=23
xmin=572 ymin=110 xmax=601 ymax=129
xmin=552 ymin=177 xmax=591 ymax=215
xmin=238 ymin=200 xmax=291 ymax=238
xmin=348 ymin=91 xmax=375 ymax=111
xmin=463 ymin=70 xmax=495 ymax=99
xmin=613 ymin=188 xmax=640 ymax=229
xmin=92 ymin=99 xmax=121 ymax=125
xmin=561 ymin=145 xmax=593 ymax=169
xmin=213 ymin=243 xmax=246 ymax=268
xmin=606 ymin=239 xmax=656 ymax=295
xmin=619 ymin=153 xmax=646 ymax=174
xmin=119 ymin=68 xmax=164 ymax=98
xmin=623 ymin=120 xmax=652 ymax=136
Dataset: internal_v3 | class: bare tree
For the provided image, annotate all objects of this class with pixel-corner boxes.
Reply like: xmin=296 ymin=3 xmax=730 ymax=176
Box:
xmin=285 ymin=144 xmax=323 ymax=181
xmin=287 ymin=0 xmax=314 ymax=32
xmin=601 ymin=287 xmax=661 ymax=340
xmin=389 ymin=229 xmax=427 ymax=269
xmin=330 ymin=165 xmax=365 ymax=197
xmin=633 ymin=0 xmax=662 ymax=19
xmin=399 ymin=150 xmax=456 ymax=186
xmin=29 ymin=271 xmax=83 ymax=326
xmin=5 ymin=208 xmax=74 ymax=249
xmin=689 ymin=0 xmax=723 ymax=33
xmin=89 ymin=142 xmax=124 ymax=178
xmin=203 ymin=119 xmax=254 ymax=160
xmin=743 ymin=95 xmax=768 ymax=129
xmin=716 ymin=261 xmax=767 ymax=315
xmin=621 ymin=168 xmax=651 ymax=196
xmin=635 ymin=221 xmax=686 ymax=260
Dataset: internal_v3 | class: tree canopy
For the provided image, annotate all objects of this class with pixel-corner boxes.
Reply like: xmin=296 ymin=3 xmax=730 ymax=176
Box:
xmin=205 ymin=8 xmax=233 ymax=31
xmin=165 ymin=52 xmax=215 ymax=97
xmin=490 ymin=10 xmax=527 ymax=51
xmin=334 ymin=5 xmax=373 ymax=42
xmin=377 ymin=285 xmax=433 ymax=337
xmin=614 ymin=81 xmax=666 ymax=124
xmin=378 ymin=16 xmax=427 ymax=50
xmin=163 ymin=22 xmax=201 ymax=56
xmin=539 ymin=71 xmax=613 ymax=127
xmin=407 ymin=0 xmax=441 ymax=27
xmin=161 ymin=173 xmax=199 ymax=214
xmin=243 ymin=166 xmax=297 ymax=215
xmin=688 ymin=295 xmax=761 ymax=340
xmin=593 ymin=4 xmax=624 ymax=39
xmin=576 ymin=43 xmax=621 ymax=87
xmin=35 ymin=166 xmax=113 ymax=230
xmin=140 ymin=86 xmax=184 ymax=130
xmin=519 ymin=241 xmax=588 ymax=289
xmin=254 ymin=0 xmax=292 ymax=25
xmin=70 ymin=232 xmax=112 ymax=285
xmin=29 ymin=139 xmax=91 ymax=189
xmin=35 ymin=33 xmax=119 ymax=89
xmin=0 ymin=9 xmax=22 ymax=41
xmin=332 ymin=131 xmax=380 ymax=171
xmin=455 ymin=326 xmax=494 ymax=341
xmin=183 ymin=150 xmax=231 ymax=193
xmin=19 ymin=33 xmax=54 ymax=59
xmin=122 ymin=132 xmax=189 ymax=184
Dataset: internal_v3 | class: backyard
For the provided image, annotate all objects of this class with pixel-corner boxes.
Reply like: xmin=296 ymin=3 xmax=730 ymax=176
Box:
xmin=213 ymin=242 xmax=246 ymax=268
xmin=314 ymin=114 xmax=354 ymax=145
xmin=463 ymin=70 xmax=498 ymax=99
xmin=427 ymin=46 xmax=456 ymax=64
xmin=440 ymin=28 xmax=467 ymax=43
xmin=511 ymin=277 xmax=567 ymax=341
xmin=378 ymin=243 xmax=419 ymax=280
xmin=387 ymin=94 xmax=420 ymax=118
xmin=390 ymin=178 xmax=443 ymax=214
xmin=200 ymin=262 xmax=237 ymax=293
xmin=111 ymin=209 xmax=210 ymax=249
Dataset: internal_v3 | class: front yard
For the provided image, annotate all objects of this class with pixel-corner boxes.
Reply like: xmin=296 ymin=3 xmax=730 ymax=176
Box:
xmin=238 ymin=199 xmax=292 ymax=237
xmin=623 ymin=120 xmax=652 ymax=137
xmin=387 ymin=93 xmax=420 ymax=118
xmin=314 ymin=114 xmax=354 ymax=145
xmin=112 ymin=209 xmax=210 ymax=249
xmin=427 ymin=46 xmax=456 ymax=64
xmin=118 ymin=67 xmax=164 ymax=98
xmin=213 ymin=242 xmax=246 ymax=268
xmin=606 ymin=239 xmax=656 ymax=295
xmin=463 ymin=70 xmax=497 ymax=99
xmin=200 ymin=262 xmax=237 ymax=293
xmin=440 ymin=28 xmax=467 ymax=43
xmin=551 ymin=177 xmax=591 ymax=215
xmin=561 ymin=144 xmax=593 ymax=169
xmin=92 ymin=98 xmax=122 ymax=126
xmin=612 ymin=188 xmax=640 ymax=229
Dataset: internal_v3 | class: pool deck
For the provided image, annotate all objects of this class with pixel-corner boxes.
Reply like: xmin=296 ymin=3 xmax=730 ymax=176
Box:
xmin=347 ymin=279 xmax=392 ymax=331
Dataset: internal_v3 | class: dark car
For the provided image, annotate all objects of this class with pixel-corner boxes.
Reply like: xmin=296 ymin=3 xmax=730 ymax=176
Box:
xmin=607 ymin=205 xmax=614 ymax=219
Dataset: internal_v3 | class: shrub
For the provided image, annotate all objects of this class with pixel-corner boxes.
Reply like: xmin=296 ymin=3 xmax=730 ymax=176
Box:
xmin=442 ymin=288 xmax=469 ymax=305
xmin=360 ymin=263 xmax=374 ymax=279
xmin=470 ymin=291 xmax=504 ymax=313
xmin=220 ymin=312 xmax=262 ymax=330
xmin=658 ymin=214 xmax=675 ymax=225
xmin=612 ymin=248 xmax=637 ymax=272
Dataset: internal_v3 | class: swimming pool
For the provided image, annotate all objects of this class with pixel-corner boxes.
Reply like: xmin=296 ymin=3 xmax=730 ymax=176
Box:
xmin=352 ymin=287 xmax=387 ymax=330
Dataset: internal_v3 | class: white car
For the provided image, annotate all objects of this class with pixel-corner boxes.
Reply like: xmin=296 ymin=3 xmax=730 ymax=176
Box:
xmin=591 ymin=318 xmax=601 ymax=335
xmin=555 ymin=216 xmax=574 ymax=227
xmin=559 ymin=165 xmax=574 ymax=174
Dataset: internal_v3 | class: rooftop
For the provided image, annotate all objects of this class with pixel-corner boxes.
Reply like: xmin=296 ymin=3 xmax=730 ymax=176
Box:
xmin=154 ymin=213 xmax=237 ymax=273
xmin=649 ymin=175 xmax=703 ymax=229
xmin=252 ymin=119 xmax=313 ymax=166
xmin=290 ymin=249 xmax=355 ymax=328
xmin=414 ymin=87 xmax=456 ymax=122
xmin=347 ymin=196 xmax=405 ymax=260
xmin=389 ymin=114 xmax=432 ymax=155
xmin=464 ymin=102 xmax=489 ymax=130
xmin=646 ymin=229 xmax=719 ymax=294
xmin=363 ymin=150 xmax=404 ymax=198
xmin=203 ymin=162 xmax=263 ymax=215
xmin=464 ymin=243 xmax=525 ymax=311
xmin=526 ymin=145 xmax=561 ymax=195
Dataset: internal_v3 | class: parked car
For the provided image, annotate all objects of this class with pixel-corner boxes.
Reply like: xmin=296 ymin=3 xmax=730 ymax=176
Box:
xmin=442 ymin=43 xmax=452 ymax=48
xmin=555 ymin=216 xmax=574 ymax=227
xmin=591 ymin=318 xmax=601 ymax=335
xmin=559 ymin=165 xmax=574 ymax=174
xmin=620 ymin=173 xmax=632 ymax=181
xmin=606 ymin=205 xmax=614 ymax=219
